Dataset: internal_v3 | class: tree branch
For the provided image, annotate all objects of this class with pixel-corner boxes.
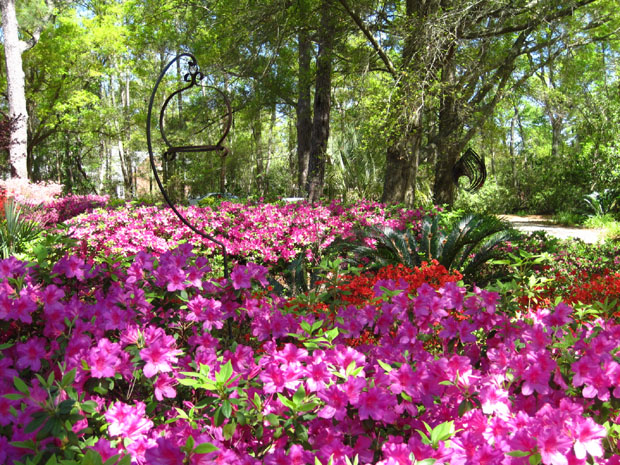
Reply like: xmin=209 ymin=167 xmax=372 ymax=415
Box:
xmin=335 ymin=0 xmax=397 ymax=78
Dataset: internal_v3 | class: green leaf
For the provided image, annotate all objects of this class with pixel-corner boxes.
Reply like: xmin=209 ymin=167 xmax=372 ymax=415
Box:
xmin=104 ymin=454 xmax=125 ymax=465
xmin=81 ymin=400 xmax=98 ymax=414
xmin=216 ymin=361 xmax=233 ymax=385
xmin=221 ymin=400 xmax=232 ymax=418
xmin=265 ymin=413 xmax=280 ymax=426
xmin=193 ymin=442 xmax=219 ymax=454
xmin=25 ymin=412 xmax=48 ymax=433
xmin=58 ymin=399 xmax=76 ymax=415
xmin=13 ymin=376 xmax=30 ymax=395
xmin=60 ymin=369 xmax=77 ymax=388
xmin=293 ymin=385 xmax=306 ymax=405
xmin=10 ymin=439 xmax=36 ymax=450
xmin=277 ymin=393 xmax=295 ymax=410
xmin=377 ymin=360 xmax=393 ymax=373
xmin=222 ymin=422 xmax=236 ymax=440
xmin=529 ymin=453 xmax=542 ymax=465
xmin=507 ymin=451 xmax=531 ymax=457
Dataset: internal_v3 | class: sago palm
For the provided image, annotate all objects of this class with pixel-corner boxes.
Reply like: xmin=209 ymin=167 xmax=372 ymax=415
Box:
xmin=333 ymin=213 xmax=516 ymax=284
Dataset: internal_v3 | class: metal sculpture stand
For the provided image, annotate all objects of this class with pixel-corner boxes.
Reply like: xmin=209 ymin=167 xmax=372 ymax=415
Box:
xmin=146 ymin=53 xmax=232 ymax=278
xmin=453 ymin=148 xmax=487 ymax=192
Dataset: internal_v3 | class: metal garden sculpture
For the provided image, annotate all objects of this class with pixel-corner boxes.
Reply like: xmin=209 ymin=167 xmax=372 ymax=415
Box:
xmin=453 ymin=148 xmax=487 ymax=192
xmin=146 ymin=53 xmax=232 ymax=278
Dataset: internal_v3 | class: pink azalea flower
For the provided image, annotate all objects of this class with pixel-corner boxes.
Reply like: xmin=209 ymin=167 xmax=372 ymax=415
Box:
xmin=13 ymin=291 xmax=37 ymax=324
xmin=304 ymin=360 xmax=331 ymax=392
xmin=154 ymin=373 xmax=177 ymax=401
xmin=140 ymin=338 xmax=182 ymax=378
xmin=317 ymin=384 xmax=349 ymax=420
xmin=230 ymin=266 xmax=252 ymax=290
xmin=355 ymin=386 xmax=397 ymax=423
xmin=260 ymin=363 xmax=302 ymax=393
xmin=104 ymin=401 xmax=153 ymax=440
xmin=537 ymin=428 xmax=573 ymax=465
xmin=16 ymin=337 xmax=47 ymax=372
xmin=570 ymin=416 xmax=606 ymax=460
xmin=144 ymin=437 xmax=185 ymax=465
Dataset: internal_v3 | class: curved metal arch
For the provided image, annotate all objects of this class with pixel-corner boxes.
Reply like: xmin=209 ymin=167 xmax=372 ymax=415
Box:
xmin=147 ymin=53 xmax=231 ymax=278
xmin=453 ymin=148 xmax=487 ymax=192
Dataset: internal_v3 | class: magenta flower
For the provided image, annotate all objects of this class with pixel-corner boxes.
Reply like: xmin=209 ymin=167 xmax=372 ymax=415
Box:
xmin=144 ymin=437 xmax=185 ymax=465
xmin=230 ymin=266 xmax=252 ymax=289
xmin=16 ymin=337 xmax=47 ymax=372
xmin=104 ymin=401 xmax=153 ymax=440
xmin=13 ymin=291 xmax=37 ymax=324
xmin=87 ymin=338 xmax=122 ymax=378
xmin=537 ymin=429 xmax=573 ymax=465
xmin=260 ymin=363 xmax=301 ymax=393
xmin=317 ymin=384 xmax=349 ymax=420
xmin=304 ymin=360 xmax=331 ymax=392
xmin=355 ymin=386 xmax=397 ymax=423
xmin=154 ymin=373 xmax=177 ymax=401
xmin=0 ymin=293 xmax=13 ymax=320
xmin=544 ymin=302 xmax=573 ymax=327
xmin=54 ymin=255 xmax=87 ymax=281
xmin=571 ymin=416 xmax=606 ymax=460
xmin=140 ymin=338 xmax=182 ymax=378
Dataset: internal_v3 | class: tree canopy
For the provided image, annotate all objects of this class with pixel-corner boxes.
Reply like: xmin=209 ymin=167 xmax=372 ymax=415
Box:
xmin=1 ymin=0 xmax=619 ymax=211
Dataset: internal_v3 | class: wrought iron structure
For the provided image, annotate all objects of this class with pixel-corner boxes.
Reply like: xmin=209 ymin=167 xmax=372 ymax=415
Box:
xmin=146 ymin=53 xmax=232 ymax=278
xmin=453 ymin=148 xmax=487 ymax=192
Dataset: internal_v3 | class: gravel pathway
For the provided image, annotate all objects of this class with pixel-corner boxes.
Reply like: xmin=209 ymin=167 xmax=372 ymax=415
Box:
xmin=501 ymin=215 xmax=605 ymax=244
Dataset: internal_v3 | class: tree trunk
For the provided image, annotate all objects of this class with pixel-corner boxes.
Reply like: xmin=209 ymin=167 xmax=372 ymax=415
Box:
xmin=0 ymin=0 xmax=28 ymax=179
xmin=381 ymin=141 xmax=411 ymax=205
xmin=432 ymin=53 xmax=460 ymax=207
xmin=306 ymin=0 xmax=335 ymax=202
xmin=296 ymin=19 xmax=312 ymax=196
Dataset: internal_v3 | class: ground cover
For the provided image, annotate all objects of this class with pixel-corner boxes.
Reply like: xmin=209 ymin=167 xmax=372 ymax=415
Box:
xmin=0 ymin=198 xmax=619 ymax=465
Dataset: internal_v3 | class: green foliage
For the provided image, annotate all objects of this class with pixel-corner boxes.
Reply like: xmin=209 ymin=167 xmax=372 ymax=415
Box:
xmin=335 ymin=213 xmax=516 ymax=284
xmin=583 ymin=214 xmax=617 ymax=229
xmin=584 ymin=189 xmax=619 ymax=217
xmin=0 ymin=200 xmax=42 ymax=259
xmin=453 ymin=181 xmax=518 ymax=214
xmin=7 ymin=368 xmax=130 ymax=465
xmin=552 ymin=211 xmax=585 ymax=227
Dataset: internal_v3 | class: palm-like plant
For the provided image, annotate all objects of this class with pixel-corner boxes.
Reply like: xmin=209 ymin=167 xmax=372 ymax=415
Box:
xmin=333 ymin=213 xmax=516 ymax=284
xmin=0 ymin=199 xmax=42 ymax=259
xmin=584 ymin=189 xmax=618 ymax=217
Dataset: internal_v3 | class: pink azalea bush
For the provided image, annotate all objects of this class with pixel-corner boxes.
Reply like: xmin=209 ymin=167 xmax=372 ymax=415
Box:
xmin=64 ymin=200 xmax=424 ymax=263
xmin=1 ymin=242 xmax=618 ymax=465
xmin=0 ymin=179 xmax=63 ymax=205
xmin=0 ymin=179 xmax=109 ymax=226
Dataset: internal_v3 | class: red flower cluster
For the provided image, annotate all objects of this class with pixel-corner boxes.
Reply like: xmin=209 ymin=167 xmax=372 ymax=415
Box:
xmin=336 ymin=261 xmax=462 ymax=306
xmin=565 ymin=270 xmax=620 ymax=311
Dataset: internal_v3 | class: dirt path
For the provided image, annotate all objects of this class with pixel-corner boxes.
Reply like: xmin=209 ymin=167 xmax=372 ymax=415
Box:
xmin=501 ymin=215 xmax=605 ymax=243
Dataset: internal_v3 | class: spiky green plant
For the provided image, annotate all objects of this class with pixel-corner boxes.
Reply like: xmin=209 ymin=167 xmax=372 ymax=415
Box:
xmin=333 ymin=213 xmax=516 ymax=284
xmin=584 ymin=189 xmax=618 ymax=217
xmin=0 ymin=199 xmax=42 ymax=259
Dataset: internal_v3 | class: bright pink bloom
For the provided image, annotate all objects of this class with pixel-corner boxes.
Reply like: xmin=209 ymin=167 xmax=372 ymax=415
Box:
xmin=154 ymin=373 xmax=177 ymax=401
xmin=571 ymin=416 xmax=606 ymax=460
xmin=144 ymin=437 xmax=185 ymax=465
xmin=104 ymin=401 xmax=153 ymax=440
xmin=260 ymin=363 xmax=301 ymax=393
xmin=230 ymin=266 xmax=252 ymax=289
xmin=537 ymin=429 xmax=572 ymax=465
xmin=140 ymin=331 xmax=182 ymax=378
xmin=355 ymin=386 xmax=397 ymax=423
xmin=16 ymin=337 xmax=47 ymax=372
